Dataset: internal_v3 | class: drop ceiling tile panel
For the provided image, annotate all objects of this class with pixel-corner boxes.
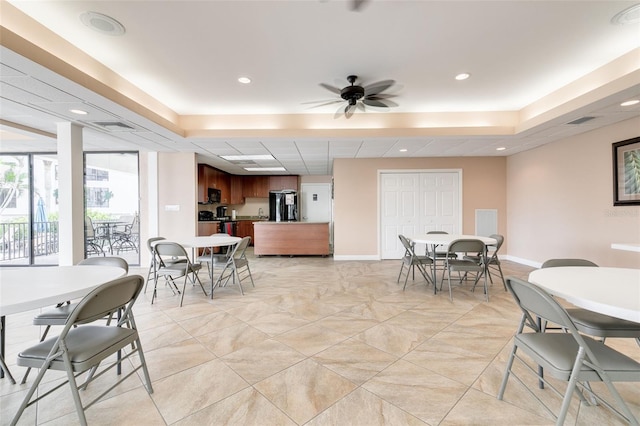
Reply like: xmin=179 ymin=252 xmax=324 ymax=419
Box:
xmin=1 ymin=81 xmax=52 ymax=103
xmin=116 ymin=132 xmax=178 ymax=151
xmin=262 ymin=140 xmax=298 ymax=151
xmin=0 ymin=62 xmax=25 ymax=77
xmin=2 ymin=75 xmax=80 ymax=102
xmin=0 ymin=140 xmax=57 ymax=152
xmin=31 ymin=102 xmax=121 ymax=121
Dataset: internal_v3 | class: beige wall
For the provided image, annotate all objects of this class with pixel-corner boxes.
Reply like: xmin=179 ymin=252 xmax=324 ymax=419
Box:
xmin=157 ymin=152 xmax=198 ymax=241
xmin=506 ymin=117 xmax=640 ymax=268
xmin=333 ymin=157 xmax=507 ymax=258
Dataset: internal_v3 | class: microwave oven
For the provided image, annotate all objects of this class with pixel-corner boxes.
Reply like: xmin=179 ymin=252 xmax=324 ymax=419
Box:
xmin=207 ymin=188 xmax=221 ymax=203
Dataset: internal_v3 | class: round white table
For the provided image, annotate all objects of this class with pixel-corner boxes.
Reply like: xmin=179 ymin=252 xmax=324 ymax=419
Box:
xmin=178 ymin=235 xmax=241 ymax=252
xmin=528 ymin=267 xmax=640 ymax=323
xmin=0 ymin=266 xmax=127 ymax=317
xmin=0 ymin=265 xmax=127 ymax=382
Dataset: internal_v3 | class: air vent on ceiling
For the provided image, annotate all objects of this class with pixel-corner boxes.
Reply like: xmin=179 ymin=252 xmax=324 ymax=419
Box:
xmin=566 ymin=116 xmax=596 ymax=125
xmin=91 ymin=121 xmax=136 ymax=131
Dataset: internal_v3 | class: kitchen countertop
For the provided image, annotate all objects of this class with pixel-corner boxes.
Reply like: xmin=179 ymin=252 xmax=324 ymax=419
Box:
xmin=254 ymin=221 xmax=329 ymax=224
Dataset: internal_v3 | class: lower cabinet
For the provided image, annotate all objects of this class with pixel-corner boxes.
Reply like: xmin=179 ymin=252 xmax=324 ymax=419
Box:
xmin=198 ymin=222 xmax=220 ymax=236
xmin=236 ymin=220 xmax=254 ymax=245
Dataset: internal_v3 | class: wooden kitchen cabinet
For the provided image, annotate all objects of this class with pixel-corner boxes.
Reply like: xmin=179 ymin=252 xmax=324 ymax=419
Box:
xmin=198 ymin=164 xmax=231 ymax=203
xmin=217 ymin=171 xmax=230 ymax=203
xmin=242 ymin=176 xmax=269 ymax=198
xmin=197 ymin=164 xmax=215 ymax=203
xmin=236 ymin=220 xmax=255 ymax=245
xmin=230 ymin=175 xmax=244 ymax=204
xmin=269 ymin=175 xmax=298 ymax=191
xmin=198 ymin=221 xmax=220 ymax=236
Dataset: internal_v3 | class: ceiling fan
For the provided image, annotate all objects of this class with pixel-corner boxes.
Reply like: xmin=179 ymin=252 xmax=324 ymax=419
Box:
xmin=309 ymin=75 xmax=398 ymax=119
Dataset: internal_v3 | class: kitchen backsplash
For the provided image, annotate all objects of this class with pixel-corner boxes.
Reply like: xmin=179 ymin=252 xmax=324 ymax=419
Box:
xmin=198 ymin=197 xmax=269 ymax=218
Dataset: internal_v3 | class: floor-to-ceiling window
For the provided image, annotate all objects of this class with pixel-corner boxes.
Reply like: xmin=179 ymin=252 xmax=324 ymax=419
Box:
xmin=84 ymin=152 xmax=140 ymax=265
xmin=0 ymin=151 xmax=140 ymax=266
xmin=0 ymin=153 xmax=58 ymax=265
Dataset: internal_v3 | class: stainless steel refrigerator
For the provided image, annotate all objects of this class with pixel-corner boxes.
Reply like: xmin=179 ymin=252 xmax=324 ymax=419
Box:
xmin=269 ymin=190 xmax=298 ymax=222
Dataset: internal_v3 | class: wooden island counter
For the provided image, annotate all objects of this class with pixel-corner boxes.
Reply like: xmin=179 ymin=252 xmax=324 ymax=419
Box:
xmin=253 ymin=221 xmax=330 ymax=256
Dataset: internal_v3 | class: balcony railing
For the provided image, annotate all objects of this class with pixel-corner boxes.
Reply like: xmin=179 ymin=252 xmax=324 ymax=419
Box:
xmin=0 ymin=221 xmax=60 ymax=261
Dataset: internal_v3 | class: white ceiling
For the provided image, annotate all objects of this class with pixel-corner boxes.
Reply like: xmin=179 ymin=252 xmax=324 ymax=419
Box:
xmin=1 ymin=1 xmax=640 ymax=175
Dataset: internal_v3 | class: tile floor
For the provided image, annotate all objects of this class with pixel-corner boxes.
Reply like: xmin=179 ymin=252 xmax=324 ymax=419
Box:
xmin=1 ymin=252 xmax=638 ymax=425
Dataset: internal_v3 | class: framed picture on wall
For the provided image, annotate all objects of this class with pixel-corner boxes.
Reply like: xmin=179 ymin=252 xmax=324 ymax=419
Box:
xmin=612 ymin=136 xmax=640 ymax=206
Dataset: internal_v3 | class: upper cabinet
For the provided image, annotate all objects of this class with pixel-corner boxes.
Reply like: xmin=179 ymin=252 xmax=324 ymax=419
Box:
xmin=230 ymin=175 xmax=244 ymax=204
xmin=243 ymin=176 xmax=269 ymax=198
xmin=198 ymin=166 xmax=299 ymax=204
xmin=197 ymin=164 xmax=210 ymax=203
xmin=197 ymin=164 xmax=230 ymax=203
xmin=269 ymin=175 xmax=299 ymax=191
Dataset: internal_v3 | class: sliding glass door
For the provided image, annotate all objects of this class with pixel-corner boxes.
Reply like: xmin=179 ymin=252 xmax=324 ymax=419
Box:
xmin=84 ymin=152 xmax=140 ymax=265
xmin=0 ymin=152 xmax=139 ymax=266
xmin=0 ymin=153 xmax=58 ymax=265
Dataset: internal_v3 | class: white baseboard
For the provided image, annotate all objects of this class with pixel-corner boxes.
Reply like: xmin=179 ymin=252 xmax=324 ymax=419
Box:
xmin=333 ymin=253 xmax=541 ymax=267
xmin=503 ymin=255 xmax=542 ymax=268
xmin=333 ymin=255 xmax=380 ymax=261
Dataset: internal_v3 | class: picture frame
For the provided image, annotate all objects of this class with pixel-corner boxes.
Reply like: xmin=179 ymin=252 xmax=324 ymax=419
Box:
xmin=612 ymin=136 xmax=640 ymax=206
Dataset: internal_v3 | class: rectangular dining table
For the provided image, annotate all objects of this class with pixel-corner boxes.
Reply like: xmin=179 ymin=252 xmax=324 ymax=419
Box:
xmin=0 ymin=265 xmax=127 ymax=383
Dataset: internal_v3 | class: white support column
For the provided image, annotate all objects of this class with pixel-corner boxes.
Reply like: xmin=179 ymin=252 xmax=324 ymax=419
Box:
xmin=57 ymin=123 xmax=84 ymax=265
xmin=141 ymin=152 xmax=159 ymax=266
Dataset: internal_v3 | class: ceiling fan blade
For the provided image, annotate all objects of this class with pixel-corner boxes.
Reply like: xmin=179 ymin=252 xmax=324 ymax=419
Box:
xmin=362 ymin=99 xmax=389 ymax=108
xmin=319 ymin=83 xmax=342 ymax=95
xmin=302 ymin=99 xmax=344 ymax=109
xmin=350 ymin=0 xmax=368 ymax=11
xmin=344 ymin=103 xmax=356 ymax=119
xmin=363 ymin=80 xmax=396 ymax=96
xmin=364 ymin=96 xmax=399 ymax=108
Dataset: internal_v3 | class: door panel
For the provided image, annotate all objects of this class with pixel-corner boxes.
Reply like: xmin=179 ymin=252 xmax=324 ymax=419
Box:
xmin=419 ymin=172 xmax=459 ymax=235
xmin=381 ymin=171 xmax=460 ymax=259
xmin=380 ymin=173 xmax=420 ymax=259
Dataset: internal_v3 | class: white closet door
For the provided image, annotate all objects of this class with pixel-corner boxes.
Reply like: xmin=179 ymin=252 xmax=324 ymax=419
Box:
xmin=419 ymin=172 xmax=460 ymax=234
xmin=380 ymin=173 xmax=420 ymax=259
xmin=380 ymin=171 xmax=461 ymax=259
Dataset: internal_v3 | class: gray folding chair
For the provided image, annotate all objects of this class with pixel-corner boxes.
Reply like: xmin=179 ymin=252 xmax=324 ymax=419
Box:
xmin=21 ymin=256 xmax=129 ymax=384
xmin=196 ymin=233 xmax=231 ymax=280
xmin=464 ymin=234 xmax=506 ymax=290
xmin=211 ymin=236 xmax=254 ymax=296
xmin=154 ymin=241 xmax=207 ymax=306
xmin=444 ymin=239 xmax=488 ymax=301
xmin=11 ymin=275 xmax=153 ymax=426
xmin=541 ymin=259 xmax=640 ymax=346
xmin=498 ymin=277 xmax=640 ymax=425
xmin=425 ymin=230 xmax=456 ymax=285
xmin=397 ymin=234 xmax=434 ymax=292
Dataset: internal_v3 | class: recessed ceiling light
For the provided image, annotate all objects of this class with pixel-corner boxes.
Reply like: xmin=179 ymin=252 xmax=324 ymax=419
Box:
xmin=80 ymin=11 xmax=126 ymax=36
xmin=238 ymin=77 xmax=252 ymax=84
xmin=399 ymin=148 xmax=408 ymax=152
xmin=621 ymin=99 xmax=640 ymax=107
xmin=455 ymin=73 xmax=470 ymax=81
xmin=69 ymin=109 xmax=88 ymax=115
xmin=244 ymin=167 xmax=286 ymax=172
xmin=496 ymin=147 xmax=506 ymax=151
xmin=221 ymin=154 xmax=274 ymax=161
xmin=611 ymin=4 xmax=640 ymax=25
